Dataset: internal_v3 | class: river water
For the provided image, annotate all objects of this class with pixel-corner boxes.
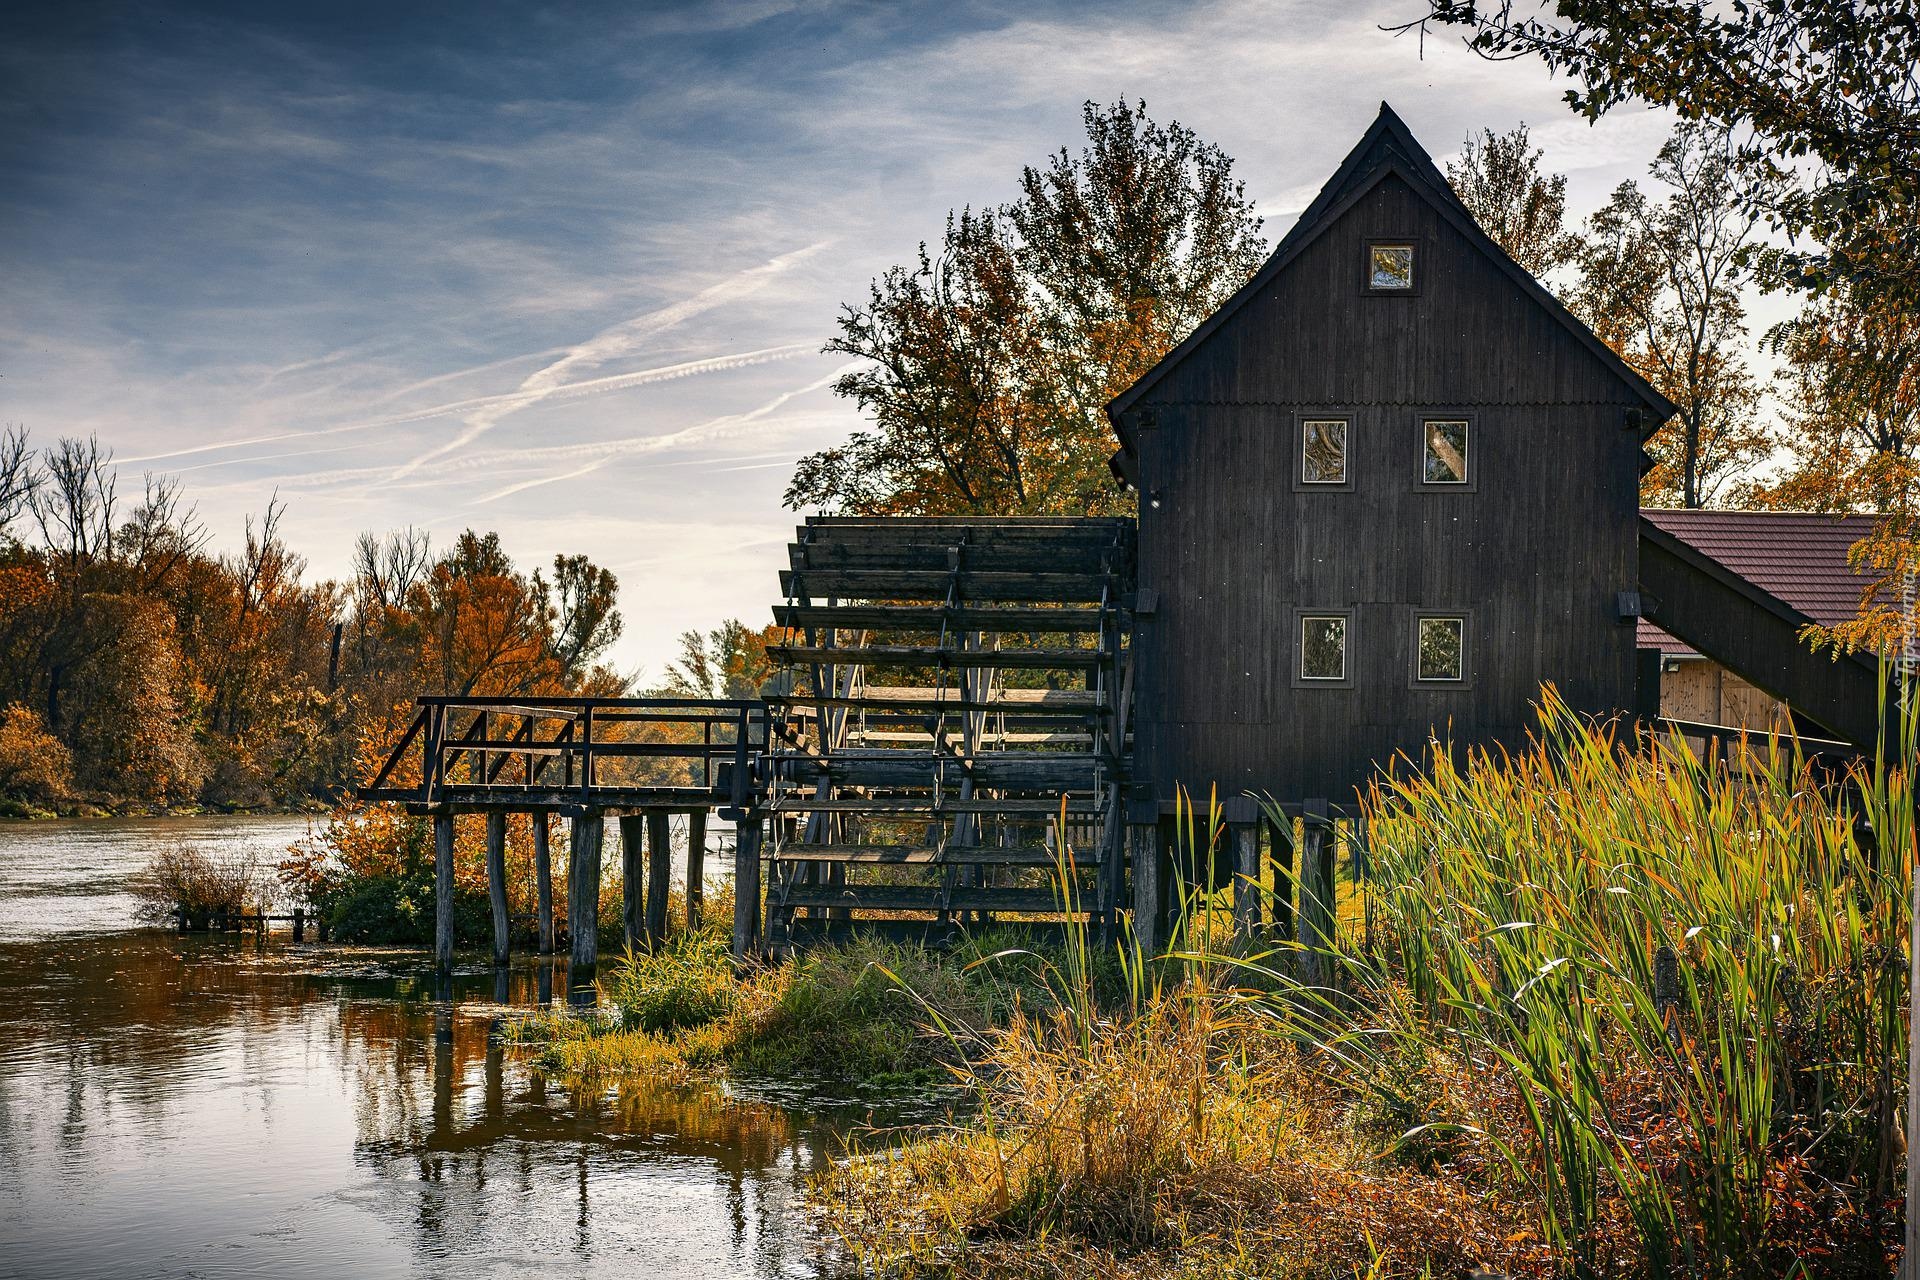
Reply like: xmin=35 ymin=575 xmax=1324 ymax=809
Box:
xmin=0 ymin=817 xmax=893 ymax=1279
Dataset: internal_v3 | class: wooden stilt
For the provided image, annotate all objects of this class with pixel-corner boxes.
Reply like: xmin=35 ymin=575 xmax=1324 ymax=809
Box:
xmin=732 ymin=817 xmax=761 ymax=960
xmin=568 ymin=811 xmax=603 ymax=974
xmin=646 ymin=810 xmax=672 ymax=945
xmin=1299 ymin=799 xmax=1334 ymax=988
xmin=533 ymin=814 xmax=554 ymax=955
xmin=1230 ymin=821 xmax=1261 ymax=940
xmin=619 ymin=814 xmax=646 ymax=955
xmin=1268 ymin=814 xmax=1297 ymax=940
xmin=485 ymin=810 xmax=509 ymax=967
xmin=685 ymin=809 xmax=707 ymax=930
xmin=434 ymin=812 xmax=455 ymax=973
xmin=1129 ymin=823 xmax=1161 ymax=957
xmin=292 ymin=906 xmax=305 ymax=943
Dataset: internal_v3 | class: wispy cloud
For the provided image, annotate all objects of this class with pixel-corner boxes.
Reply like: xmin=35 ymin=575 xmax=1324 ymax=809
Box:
xmin=383 ymin=242 xmax=831 ymax=483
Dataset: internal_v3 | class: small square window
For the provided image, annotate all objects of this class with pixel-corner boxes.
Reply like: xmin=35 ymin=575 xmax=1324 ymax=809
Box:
xmin=1300 ymin=615 xmax=1348 ymax=681
xmin=1301 ymin=419 xmax=1348 ymax=484
xmin=1369 ymin=244 xmax=1414 ymax=291
xmin=1416 ymin=616 xmax=1465 ymax=682
xmin=1423 ymin=419 xmax=1469 ymax=484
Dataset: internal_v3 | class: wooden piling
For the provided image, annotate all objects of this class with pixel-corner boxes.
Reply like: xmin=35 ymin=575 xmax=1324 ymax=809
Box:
xmin=1268 ymin=814 xmax=1297 ymax=939
xmin=485 ymin=811 xmax=510 ymax=966
xmin=685 ymin=809 xmax=707 ymax=930
xmin=619 ymin=814 xmax=646 ymax=955
xmin=533 ymin=814 xmax=554 ymax=955
xmin=1230 ymin=821 xmax=1261 ymax=939
xmin=732 ymin=817 xmax=761 ymax=960
xmin=292 ymin=906 xmax=305 ymax=943
xmin=645 ymin=810 xmax=672 ymax=946
xmin=1299 ymin=799 xmax=1334 ymax=988
xmin=1129 ymin=823 xmax=1161 ymax=957
xmin=568 ymin=811 xmax=603 ymax=973
xmin=434 ymin=812 xmax=455 ymax=972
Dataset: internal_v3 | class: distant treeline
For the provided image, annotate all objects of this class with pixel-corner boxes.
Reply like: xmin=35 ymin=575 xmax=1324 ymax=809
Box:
xmin=0 ymin=427 xmax=637 ymax=814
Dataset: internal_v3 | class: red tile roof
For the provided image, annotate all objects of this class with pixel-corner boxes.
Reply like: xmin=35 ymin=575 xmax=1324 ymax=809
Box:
xmin=1637 ymin=509 xmax=1884 ymax=656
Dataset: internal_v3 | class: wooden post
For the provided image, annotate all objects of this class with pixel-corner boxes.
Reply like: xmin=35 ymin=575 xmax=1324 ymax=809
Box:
xmin=1129 ymin=823 xmax=1161 ymax=958
xmin=646 ymin=810 xmax=672 ymax=946
xmin=533 ymin=814 xmax=554 ymax=955
xmin=1268 ymin=814 xmax=1297 ymax=940
xmin=619 ymin=814 xmax=646 ymax=955
xmin=1230 ymin=821 xmax=1260 ymax=940
xmin=685 ymin=809 xmax=707 ymax=930
xmin=434 ymin=812 xmax=455 ymax=973
xmin=732 ymin=817 xmax=761 ymax=960
xmin=568 ymin=811 xmax=603 ymax=974
xmin=292 ymin=906 xmax=305 ymax=943
xmin=485 ymin=811 xmax=510 ymax=966
xmin=1299 ymin=799 xmax=1334 ymax=988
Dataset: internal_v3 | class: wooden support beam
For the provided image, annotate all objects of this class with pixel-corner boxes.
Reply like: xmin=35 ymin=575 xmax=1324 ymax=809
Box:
xmin=485 ymin=811 xmax=509 ymax=966
xmin=619 ymin=814 xmax=645 ymax=955
xmin=533 ymin=814 xmax=554 ymax=955
xmin=686 ymin=809 xmax=707 ymax=930
xmin=568 ymin=812 xmax=603 ymax=975
xmin=1299 ymin=799 xmax=1334 ymax=989
xmin=1129 ymin=823 xmax=1160 ymax=958
xmin=1268 ymin=814 xmax=1296 ymax=940
xmin=434 ymin=812 xmax=455 ymax=972
xmin=646 ymin=810 xmax=672 ymax=946
xmin=733 ymin=818 xmax=761 ymax=960
xmin=1230 ymin=821 xmax=1261 ymax=940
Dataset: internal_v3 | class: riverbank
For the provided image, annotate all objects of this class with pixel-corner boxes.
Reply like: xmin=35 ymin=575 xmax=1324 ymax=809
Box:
xmin=0 ymin=795 xmax=333 ymax=820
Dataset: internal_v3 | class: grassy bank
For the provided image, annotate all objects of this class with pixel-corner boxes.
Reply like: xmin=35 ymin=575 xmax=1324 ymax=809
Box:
xmin=819 ymin=691 xmax=1916 ymax=1279
xmin=506 ymin=887 xmax=1106 ymax=1089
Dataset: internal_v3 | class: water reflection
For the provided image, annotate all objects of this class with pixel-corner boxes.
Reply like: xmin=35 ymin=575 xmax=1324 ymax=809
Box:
xmin=0 ymin=932 xmax=878 ymax=1278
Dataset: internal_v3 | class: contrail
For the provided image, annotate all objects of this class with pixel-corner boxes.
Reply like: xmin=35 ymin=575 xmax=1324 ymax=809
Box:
xmin=384 ymin=241 xmax=829 ymax=484
xmin=120 ymin=343 xmax=812 ymax=465
xmin=467 ymin=363 xmax=854 ymax=505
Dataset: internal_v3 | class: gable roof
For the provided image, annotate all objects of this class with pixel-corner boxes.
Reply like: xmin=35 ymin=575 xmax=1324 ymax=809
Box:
xmin=1106 ymin=102 xmax=1679 ymax=448
xmin=1637 ymin=509 xmax=1884 ymax=656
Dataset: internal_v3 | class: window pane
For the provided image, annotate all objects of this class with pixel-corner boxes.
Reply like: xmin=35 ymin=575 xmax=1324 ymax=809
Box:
xmin=1417 ymin=617 xmax=1464 ymax=681
xmin=1301 ymin=615 xmax=1347 ymax=680
xmin=1424 ymin=419 xmax=1468 ymax=484
xmin=1301 ymin=419 xmax=1347 ymax=484
xmin=1370 ymin=244 xmax=1413 ymax=290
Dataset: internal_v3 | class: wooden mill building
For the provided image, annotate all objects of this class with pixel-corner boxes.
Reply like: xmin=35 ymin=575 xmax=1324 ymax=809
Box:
xmin=367 ymin=104 xmax=1899 ymax=971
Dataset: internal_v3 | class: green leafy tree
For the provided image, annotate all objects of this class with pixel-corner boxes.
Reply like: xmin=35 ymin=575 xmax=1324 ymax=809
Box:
xmin=789 ymin=99 xmax=1267 ymax=516
xmin=1570 ymin=125 xmax=1768 ymax=507
xmin=1445 ymin=123 xmax=1577 ymax=278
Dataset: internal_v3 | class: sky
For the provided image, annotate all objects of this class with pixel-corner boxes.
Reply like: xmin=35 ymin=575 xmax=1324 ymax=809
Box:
xmin=1 ymin=0 xmax=1745 ymax=681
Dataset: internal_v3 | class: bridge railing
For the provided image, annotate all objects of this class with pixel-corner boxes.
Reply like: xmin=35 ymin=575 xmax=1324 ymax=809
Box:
xmin=359 ymin=695 xmax=771 ymax=814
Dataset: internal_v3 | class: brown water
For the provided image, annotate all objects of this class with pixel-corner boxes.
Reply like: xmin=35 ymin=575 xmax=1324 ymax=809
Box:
xmin=0 ymin=818 xmax=902 ymax=1279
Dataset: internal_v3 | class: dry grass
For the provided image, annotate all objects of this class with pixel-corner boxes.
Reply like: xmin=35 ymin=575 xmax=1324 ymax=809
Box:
xmin=134 ymin=842 xmax=274 ymax=924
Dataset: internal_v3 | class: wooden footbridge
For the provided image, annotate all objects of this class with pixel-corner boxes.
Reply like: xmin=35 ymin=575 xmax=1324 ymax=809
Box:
xmin=359 ymin=513 xmax=1901 ymax=978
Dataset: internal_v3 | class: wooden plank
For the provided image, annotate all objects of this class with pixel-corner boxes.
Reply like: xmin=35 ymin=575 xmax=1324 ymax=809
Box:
xmin=1231 ymin=821 xmax=1261 ymax=939
xmin=773 ymin=603 xmax=1109 ymax=632
xmin=1299 ymin=800 xmax=1334 ymax=988
xmin=485 ymin=811 xmax=509 ymax=966
xmin=1129 ymin=824 xmax=1160 ymax=957
xmin=781 ymin=568 xmax=1123 ymax=603
xmin=768 ymin=644 xmax=1107 ymax=671
xmin=765 ymin=796 xmax=1101 ymax=816
xmin=779 ymin=885 xmax=1079 ymax=915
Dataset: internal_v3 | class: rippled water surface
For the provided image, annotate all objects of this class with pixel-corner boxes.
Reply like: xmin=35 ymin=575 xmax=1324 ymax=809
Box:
xmin=0 ymin=818 xmax=892 ymax=1279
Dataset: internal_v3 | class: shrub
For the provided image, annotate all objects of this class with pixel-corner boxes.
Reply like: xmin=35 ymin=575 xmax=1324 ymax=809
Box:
xmin=0 ymin=702 xmax=73 ymax=808
xmin=134 ymin=843 xmax=273 ymax=925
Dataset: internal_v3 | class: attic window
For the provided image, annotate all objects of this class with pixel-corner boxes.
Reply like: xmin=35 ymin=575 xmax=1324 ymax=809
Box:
xmin=1369 ymin=243 xmax=1414 ymax=291
xmin=1301 ymin=419 xmax=1348 ymax=484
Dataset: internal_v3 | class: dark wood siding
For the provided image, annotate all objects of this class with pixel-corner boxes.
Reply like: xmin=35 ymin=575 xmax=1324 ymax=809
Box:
xmin=1130 ymin=174 xmax=1643 ymax=803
